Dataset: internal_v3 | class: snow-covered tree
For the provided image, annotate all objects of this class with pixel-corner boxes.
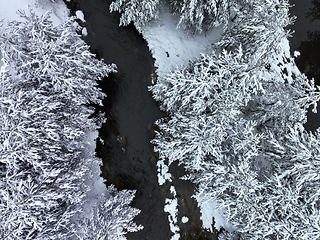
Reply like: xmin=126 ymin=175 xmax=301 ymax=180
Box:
xmin=110 ymin=0 xmax=160 ymax=30
xmin=77 ymin=186 xmax=142 ymax=240
xmin=218 ymin=0 xmax=294 ymax=62
xmin=150 ymin=47 xmax=263 ymax=172
xmin=149 ymin=1 xmax=320 ymax=234
xmin=0 ymin=9 xmax=141 ymax=239
xmin=170 ymin=0 xmax=229 ymax=32
xmin=208 ymin=128 xmax=320 ymax=239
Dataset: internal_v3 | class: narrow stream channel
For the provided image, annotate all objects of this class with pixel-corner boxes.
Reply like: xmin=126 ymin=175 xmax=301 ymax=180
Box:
xmin=65 ymin=0 xmax=216 ymax=239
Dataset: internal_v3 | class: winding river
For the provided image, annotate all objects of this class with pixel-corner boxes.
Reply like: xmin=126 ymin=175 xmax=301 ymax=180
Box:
xmin=65 ymin=0 xmax=216 ymax=239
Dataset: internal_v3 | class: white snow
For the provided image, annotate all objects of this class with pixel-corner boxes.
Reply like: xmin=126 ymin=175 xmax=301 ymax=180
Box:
xmin=0 ymin=0 xmax=68 ymax=67
xmin=195 ymin=195 xmax=232 ymax=232
xmin=294 ymin=50 xmax=301 ymax=58
xmin=138 ymin=2 xmax=227 ymax=234
xmin=169 ymin=185 xmax=177 ymax=197
xmin=81 ymin=130 xmax=112 ymax=218
xmin=164 ymin=185 xmax=180 ymax=240
xmin=139 ymin=2 xmax=308 ymax=235
xmin=0 ymin=0 xmax=108 ymax=221
xmin=140 ymin=2 xmax=223 ymax=82
xmin=82 ymin=27 xmax=88 ymax=37
xmin=263 ymin=38 xmax=303 ymax=85
xmin=140 ymin=2 xmax=222 ymax=188
xmin=156 ymin=159 xmax=172 ymax=185
xmin=76 ymin=10 xmax=85 ymax=22
xmin=181 ymin=216 xmax=189 ymax=223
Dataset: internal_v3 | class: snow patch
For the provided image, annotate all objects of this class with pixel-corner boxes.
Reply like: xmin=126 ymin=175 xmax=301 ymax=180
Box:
xmin=157 ymin=159 xmax=172 ymax=185
xmin=263 ymin=38 xmax=302 ymax=85
xmin=169 ymin=185 xmax=177 ymax=197
xmin=82 ymin=27 xmax=88 ymax=37
xmin=140 ymin=3 xmax=223 ymax=81
xmin=181 ymin=216 xmax=189 ymax=223
xmin=75 ymin=10 xmax=85 ymax=22
xmin=196 ymin=194 xmax=237 ymax=233
xmin=164 ymin=185 xmax=180 ymax=240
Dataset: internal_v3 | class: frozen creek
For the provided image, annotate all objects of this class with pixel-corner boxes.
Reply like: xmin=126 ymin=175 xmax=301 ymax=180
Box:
xmin=65 ymin=0 xmax=218 ymax=239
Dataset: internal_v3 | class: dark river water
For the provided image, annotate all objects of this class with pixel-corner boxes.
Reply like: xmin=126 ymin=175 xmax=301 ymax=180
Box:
xmin=65 ymin=0 xmax=216 ymax=239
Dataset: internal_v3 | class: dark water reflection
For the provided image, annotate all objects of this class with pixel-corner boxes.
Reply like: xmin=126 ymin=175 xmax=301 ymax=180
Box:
xmin=65 ymin=0 xmax=216 ymax=239
xmin=290 ymin=0 xmax=320 ymax=131
xmin=73 ymin=0 xmax=169 ymax=239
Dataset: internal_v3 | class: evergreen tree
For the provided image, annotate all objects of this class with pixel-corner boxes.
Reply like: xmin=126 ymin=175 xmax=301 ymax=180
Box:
xmin=170 ymin=0 xmax=229 ymax=32
xmin=0 ymin=9 xmax=141 ymax=239
xmin=110 ymin=0 xmax=160 ymax=30
xmin=218 ymin=0 xmax=294 ymax=62
xmin=149 ymin=0 xmax=320 ymax=235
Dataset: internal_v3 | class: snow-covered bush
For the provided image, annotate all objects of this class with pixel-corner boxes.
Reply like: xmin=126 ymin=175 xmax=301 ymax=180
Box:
xmin=0 ymin=9 xmax=141 ymax=239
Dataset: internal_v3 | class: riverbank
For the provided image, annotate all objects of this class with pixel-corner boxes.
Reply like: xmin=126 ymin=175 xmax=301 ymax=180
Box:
xmin=136 ymin=2 xmax=228 ymax=234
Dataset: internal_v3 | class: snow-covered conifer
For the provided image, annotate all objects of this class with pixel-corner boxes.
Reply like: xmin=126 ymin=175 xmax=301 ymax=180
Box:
xmin=218 ymin=0 xmax=294 ymax=62
xmin=77 ymin=186 xmax=143 ymax=240
xmin=110 ymin=0 xmax=160 ymax=30
xmin=170 ymin=0 xmax=229 ymax=32
xmin=150 ymin=33 xmax=320 ymax=240
xmin=0 ymin=9 xmax=141 ymax=239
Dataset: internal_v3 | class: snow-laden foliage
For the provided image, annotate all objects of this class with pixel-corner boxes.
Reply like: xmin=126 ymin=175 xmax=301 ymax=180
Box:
xmin=110 ymin=0 xmax=160 ymax=30
xmin=109 ymin=0 xmax=291 ymax=34
xmin=0 ymin=10 xmax=141 ymax=239
xmin=210 ymin=129 xmax=320 ymax=239
xmin=149 ymin=0 xmax=320 ymax=238
xmin=170 ymin=0 xmax=229 ymax=32
xmin=110 ymin=0 xmax=230 ymax=32
xmin=218 ymin=0 xmax=294 ymax=62
xmin=76 ymin=186 xmax=142 ymax=240
xmin=150 ymin=48 xmax=262 ymax=171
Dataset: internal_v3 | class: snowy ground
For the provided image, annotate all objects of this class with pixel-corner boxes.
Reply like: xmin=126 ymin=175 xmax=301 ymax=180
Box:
xmin=139 ymin=2 xmax=223 ymax=82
